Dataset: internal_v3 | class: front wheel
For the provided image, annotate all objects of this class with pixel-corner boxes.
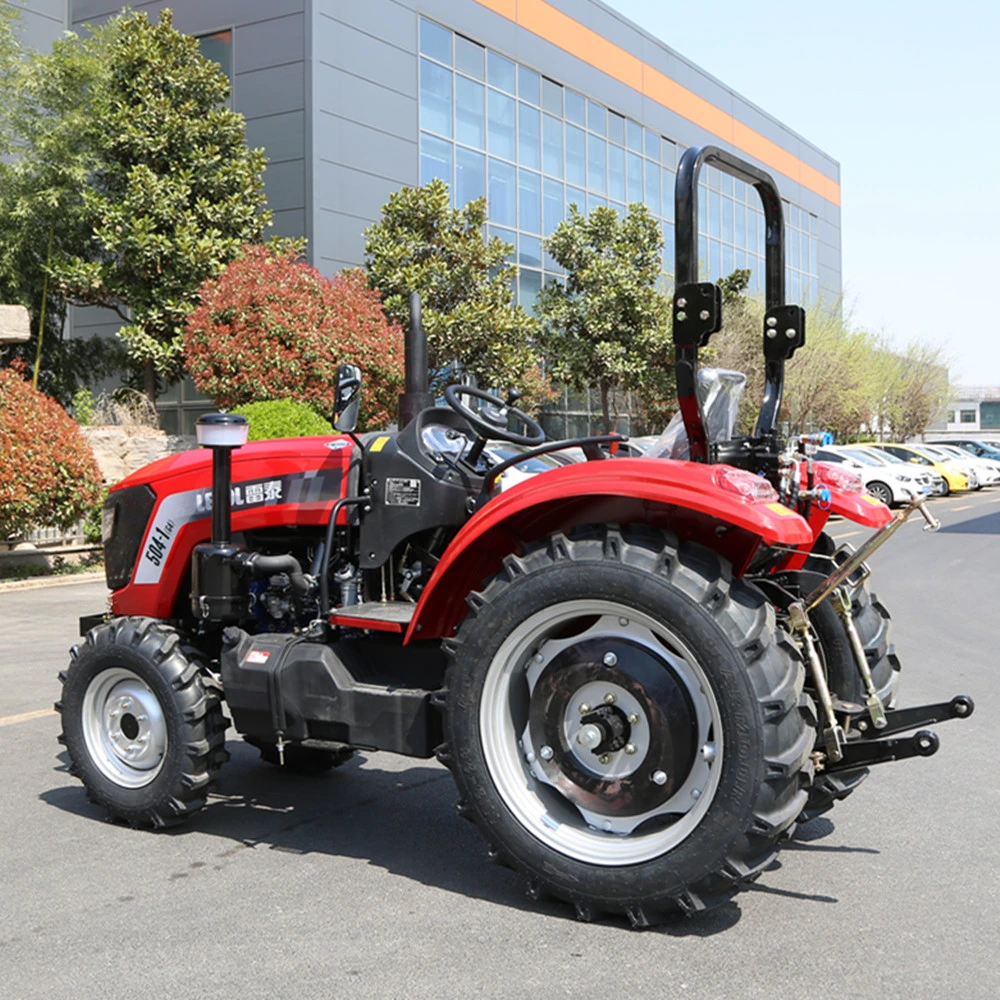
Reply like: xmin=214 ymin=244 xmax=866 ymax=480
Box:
xmin=58 ymin=617 xmax=229 ymax=827
xmin=442 ymin=526 xmax=812 ymax=924
xmin=866 ymin=480 xmax=893 ymax=506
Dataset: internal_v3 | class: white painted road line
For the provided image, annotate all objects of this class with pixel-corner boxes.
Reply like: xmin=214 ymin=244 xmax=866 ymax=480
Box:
xmin=0 ymin=707 xmax=56 ymax=728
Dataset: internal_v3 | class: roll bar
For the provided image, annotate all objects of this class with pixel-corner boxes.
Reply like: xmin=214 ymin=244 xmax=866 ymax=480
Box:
xmin=672 ymin=145 xmax=806 ymax=461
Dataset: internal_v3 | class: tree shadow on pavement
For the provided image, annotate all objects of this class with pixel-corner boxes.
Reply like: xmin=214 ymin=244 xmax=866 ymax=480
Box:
xmin=937 ymin=510 xmax=999 ymax=535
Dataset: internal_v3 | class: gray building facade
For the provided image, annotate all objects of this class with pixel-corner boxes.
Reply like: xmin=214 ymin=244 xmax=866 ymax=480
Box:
xmin=12 ymin=0 xmax=842 ymax=434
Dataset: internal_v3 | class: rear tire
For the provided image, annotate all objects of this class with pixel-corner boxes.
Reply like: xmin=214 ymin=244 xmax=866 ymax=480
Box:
xmin=58 ymin=617 xmax=229 ymax=828
xmin=442 ymin=526 xmax=813 ymax=923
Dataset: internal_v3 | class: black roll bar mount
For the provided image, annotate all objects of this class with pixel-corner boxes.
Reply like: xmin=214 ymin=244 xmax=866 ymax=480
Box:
xmin=672 ymin=145 xmax=806 ymax=462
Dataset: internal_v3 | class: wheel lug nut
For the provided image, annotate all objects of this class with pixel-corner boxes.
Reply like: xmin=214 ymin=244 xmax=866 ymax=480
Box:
xmin=578 ymin=703 xmax=591 ymax=714
xmin=691 ymin=788 xmax=702 ymax=799
xmin=700 ymin=742 xmax=716 ymax=762
xmin=624 ymin=743 xmax=637 ymax=755
xmin=539 ymin=745 xmax=554 ymax=761
xmin=599 ymin=754 xmax=611 ymax=764
xmin=137 ymin=714 xmax=148 ymax=722
xmin=603 ymin=693 xmax=616 ymax=705
xmin=652 ymin=770 xmax=667 ymax=785
xmin=603 ymin=652 xmax=617 ymax=667
xmin=525 ymin=751 xmax=536 ymax=764
xmin=628 ymin=713 xmax=640 ymax=725
xmin=618 ymin=617 xmax=628 ymax=626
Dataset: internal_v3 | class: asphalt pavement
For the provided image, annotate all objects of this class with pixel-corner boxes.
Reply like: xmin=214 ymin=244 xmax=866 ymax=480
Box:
xmin=1 ymin=490 xmax=997 ymax=1000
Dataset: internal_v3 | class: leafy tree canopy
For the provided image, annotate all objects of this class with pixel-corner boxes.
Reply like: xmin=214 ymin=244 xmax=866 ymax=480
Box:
xmin=364 ymin=179 xmax=550 ymax=406
xmin=538 ymin=203 xmax=673 ymax=433
xmin=184 ymin=246 xmax=404 ymax=431
xmin=0 ymin=8 xmax=271 ymax=399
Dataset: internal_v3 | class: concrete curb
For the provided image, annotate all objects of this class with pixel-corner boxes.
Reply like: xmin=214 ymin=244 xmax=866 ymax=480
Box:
xmin=0 ymin=570 xmax=107 ymax=594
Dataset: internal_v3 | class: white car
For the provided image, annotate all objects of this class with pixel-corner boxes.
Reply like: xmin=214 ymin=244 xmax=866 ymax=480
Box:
xmin=814 ymin=446 xmax=926 ymax=507
xmin=925 ymin=444 xmax=1000 ymax=486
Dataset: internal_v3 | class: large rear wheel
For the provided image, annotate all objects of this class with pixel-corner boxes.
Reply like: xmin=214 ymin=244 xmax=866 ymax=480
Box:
xmin=442 ymin=526 xmax=812 ymax=924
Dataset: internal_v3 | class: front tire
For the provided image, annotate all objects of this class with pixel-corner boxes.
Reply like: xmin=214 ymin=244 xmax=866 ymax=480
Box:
xmin=866 ymin=480 xmax=893 ymax=506
xmin=442 ymin=526 xmax=812 ymax=923
xmin=58 ymin=617 xmax=229 ymax=828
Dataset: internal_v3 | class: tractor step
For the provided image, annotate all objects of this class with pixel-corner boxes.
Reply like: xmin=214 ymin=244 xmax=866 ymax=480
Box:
xmin=329 ymin=601 xmax=415 ymax=632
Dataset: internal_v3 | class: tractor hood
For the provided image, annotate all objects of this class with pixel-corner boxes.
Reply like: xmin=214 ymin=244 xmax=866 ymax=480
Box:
xmin=111 ymin=435 xmax=359 ymax=494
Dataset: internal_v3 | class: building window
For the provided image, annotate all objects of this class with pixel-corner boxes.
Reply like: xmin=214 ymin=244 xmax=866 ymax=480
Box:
xmin=415 ymin=14 xmax=824 ymax=427
xmin=197 ymin=29 xmax=233 ymax=107
xmin=947 ymin=410 xmax=956 ymax=423
xmin=960 ymin=409 xmax=977 ymax=423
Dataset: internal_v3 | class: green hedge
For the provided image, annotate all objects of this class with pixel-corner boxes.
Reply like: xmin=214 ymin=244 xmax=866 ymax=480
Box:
xmin=231 ymin=400 xmax=334 ymax=442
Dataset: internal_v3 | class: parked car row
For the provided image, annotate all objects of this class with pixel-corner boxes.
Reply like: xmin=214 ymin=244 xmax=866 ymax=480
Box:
xmin=801 ymin=440 xmax=1000 ymax=504
xmin=487 ymin=436 xmax=1000 ymax=508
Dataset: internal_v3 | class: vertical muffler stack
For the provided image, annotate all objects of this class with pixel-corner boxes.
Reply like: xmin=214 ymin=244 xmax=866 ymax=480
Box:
xmin=398 ymin=291 xmax=434 ymax=429
xmin=191 ymin=413 xmax=251 ymax=624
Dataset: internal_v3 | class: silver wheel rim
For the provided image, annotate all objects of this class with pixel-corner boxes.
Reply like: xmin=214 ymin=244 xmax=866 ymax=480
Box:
xmin=480 ymin=599 xmax=723 ymax=866
xmin=81 ymin=668 xmax=168 ymax=788
xmin=869 ymin=483 xmax=892 ymax=505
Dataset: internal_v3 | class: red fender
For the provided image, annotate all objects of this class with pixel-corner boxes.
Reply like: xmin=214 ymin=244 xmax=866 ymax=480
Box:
xmin=780 ymin=463 xmax=893 ymax=571
xmin=404 ymin=458 xmax=811 ymax=642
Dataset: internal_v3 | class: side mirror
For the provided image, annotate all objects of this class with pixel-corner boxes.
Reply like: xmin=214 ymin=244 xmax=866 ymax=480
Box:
xmin=334 ymin=363 xmax=362 ymax=433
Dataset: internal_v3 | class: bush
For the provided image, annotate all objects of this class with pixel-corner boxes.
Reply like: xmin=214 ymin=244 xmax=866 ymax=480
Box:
xmin=231 ymin=400 xmax=334 ymax=442
xmin=71 ymin=388 xmax=96 ymax=426
xmin=0 ymin=364 xmax=104 ymax=540
xmin=184 ymin=247 xmax=404 ymax=430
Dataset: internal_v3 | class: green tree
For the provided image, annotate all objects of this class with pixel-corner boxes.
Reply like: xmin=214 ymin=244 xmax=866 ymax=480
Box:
xmin=538 ymin=203 xmax=672 ymax=433
xmin=0 ymin=9 xmax=126 ymax=401
xmin=4 ymin=9 xmax=271 ymax=401
xmin=364 ymin=179 xmax=549 ymax=404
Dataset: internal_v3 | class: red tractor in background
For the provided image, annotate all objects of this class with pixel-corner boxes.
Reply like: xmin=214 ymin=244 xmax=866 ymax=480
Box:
xmin=59 ymin=146 xmax=972 ymax=925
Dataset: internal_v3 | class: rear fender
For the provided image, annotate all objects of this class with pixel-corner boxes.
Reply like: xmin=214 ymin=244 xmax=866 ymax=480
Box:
xmin=404 ymin=458 xmax=811 ymax=642
xmin=779 ymin=486 xmax=892 ymax=571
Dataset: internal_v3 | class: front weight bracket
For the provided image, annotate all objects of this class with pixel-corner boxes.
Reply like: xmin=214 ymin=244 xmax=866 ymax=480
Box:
xmin=823 ymin=730 xmax=940 ymax=775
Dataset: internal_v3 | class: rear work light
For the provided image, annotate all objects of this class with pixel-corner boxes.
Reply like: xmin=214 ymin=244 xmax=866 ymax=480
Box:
xmin=812 ymin=461 xmax=863 ymax=494
xmin=713 ymin=466 xmax=779 ymax=503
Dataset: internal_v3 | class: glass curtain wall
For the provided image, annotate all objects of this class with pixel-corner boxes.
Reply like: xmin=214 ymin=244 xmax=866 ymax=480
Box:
xmin=418 ymin=16 xmax=821 ymax=433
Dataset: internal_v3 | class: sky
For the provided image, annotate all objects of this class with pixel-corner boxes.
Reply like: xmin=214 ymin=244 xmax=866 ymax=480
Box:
xmin=605 ymin=0 xmax=1000 ymax=388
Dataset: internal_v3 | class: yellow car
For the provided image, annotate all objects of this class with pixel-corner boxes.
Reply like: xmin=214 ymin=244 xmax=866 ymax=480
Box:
xmin=862 ymin=443 xmax=969 ymax=495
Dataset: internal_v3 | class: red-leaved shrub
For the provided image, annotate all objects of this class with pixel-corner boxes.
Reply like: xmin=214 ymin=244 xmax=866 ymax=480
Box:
xmin=0 ymin=362 xmax=104 ymax=540
xmin=183 ymin=247 xmax=404 ymax=429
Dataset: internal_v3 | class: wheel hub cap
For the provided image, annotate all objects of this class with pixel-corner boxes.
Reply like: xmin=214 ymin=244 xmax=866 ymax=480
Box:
xmin=81 ymin=668 xmax=168 ymax=788
xmin=478 ymin=604 xmax=724 ymax=865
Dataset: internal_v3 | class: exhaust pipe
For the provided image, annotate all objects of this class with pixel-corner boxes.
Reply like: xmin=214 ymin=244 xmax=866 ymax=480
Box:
xmin=398 ymin=292 xmax=434 ymax=429
xmin=191 ymin=413 xmax=251 ymax=624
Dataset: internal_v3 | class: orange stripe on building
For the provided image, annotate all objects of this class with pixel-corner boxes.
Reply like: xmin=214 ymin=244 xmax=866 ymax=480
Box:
xmin=472 ymin=0 xmax=840 ymax=206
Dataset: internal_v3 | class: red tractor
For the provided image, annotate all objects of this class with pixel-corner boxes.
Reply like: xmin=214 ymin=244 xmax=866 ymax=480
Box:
xmin=60 ymin=147 xmax=972 ymax=925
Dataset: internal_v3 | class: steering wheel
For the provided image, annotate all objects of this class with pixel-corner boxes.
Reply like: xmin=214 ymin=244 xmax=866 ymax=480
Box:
xmin=443 ymin=384 xmax=545 ymax=446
